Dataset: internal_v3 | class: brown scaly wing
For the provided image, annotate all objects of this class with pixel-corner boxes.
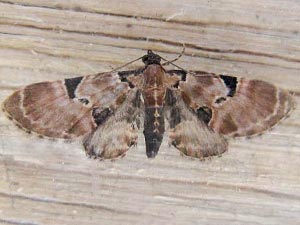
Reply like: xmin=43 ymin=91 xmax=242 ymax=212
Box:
xmin=2 ymin=72 xmax=129 ymax=139
xmin=83 ymin=89 xmax=142 ymax=159
xmin=179 ymin=71 xmax=294 ymax=137
xmin=166 ymin=90 xmax=228 ymax=158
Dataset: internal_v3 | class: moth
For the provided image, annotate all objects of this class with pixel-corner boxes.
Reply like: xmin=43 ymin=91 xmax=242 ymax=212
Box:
xmin=2 ymin=50 xmax=294 ymax=159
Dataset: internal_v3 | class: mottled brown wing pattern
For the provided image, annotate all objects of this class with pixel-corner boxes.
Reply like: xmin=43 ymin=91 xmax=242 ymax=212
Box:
xmin=83 ymin=89 xmax=142 ymax=159
xmin=2 ymin=72 xmax=129 ymax=139
xmin=179 ymin=71 xmax=294 ymax=137
xmin=166 ymin=90 xmax=228 ymax=158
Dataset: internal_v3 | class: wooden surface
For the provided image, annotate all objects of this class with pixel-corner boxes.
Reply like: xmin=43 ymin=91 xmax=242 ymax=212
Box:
xmin=0 ymin=1 xmax=300 ymax=224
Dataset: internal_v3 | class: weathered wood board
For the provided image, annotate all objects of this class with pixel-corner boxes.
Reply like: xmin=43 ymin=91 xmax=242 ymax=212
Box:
xmin=0 ymin=1 xmax=299 ymax=224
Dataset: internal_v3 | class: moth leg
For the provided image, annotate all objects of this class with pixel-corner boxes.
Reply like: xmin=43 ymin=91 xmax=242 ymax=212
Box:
xmin=167 ymin=91 xmax=228 ymax=159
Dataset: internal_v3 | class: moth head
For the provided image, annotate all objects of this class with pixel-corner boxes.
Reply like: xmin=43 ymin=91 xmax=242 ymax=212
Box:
xmin=142 ymin=50 xmax=161 ymax=66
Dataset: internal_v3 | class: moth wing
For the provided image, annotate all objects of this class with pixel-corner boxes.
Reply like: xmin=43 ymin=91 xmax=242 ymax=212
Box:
xmin=2 ymin=72 xmax=129 ymax=139
xmin=83 ymin=89 xmax=143 ymax=159
xmin=166 ymin=90 xmax=228 ymax=158
xmin=179 ymin=71 xmax=294 ymax=137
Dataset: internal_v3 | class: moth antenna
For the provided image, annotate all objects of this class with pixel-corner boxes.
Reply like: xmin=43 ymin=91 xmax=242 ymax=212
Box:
xmin=160 ymin=45 xmax=187 ymax=72
xmin=162 ymin=45 xmax=185 ymax=66
xmin=110 ymin=56 xmax=144 ymax=72
xmin=160 ymin=55 xmax=187 ymax=72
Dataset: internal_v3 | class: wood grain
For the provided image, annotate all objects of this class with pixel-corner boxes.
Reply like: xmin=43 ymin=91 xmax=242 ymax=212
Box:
xmin=0 ymin=1 xmax=299 ymax=224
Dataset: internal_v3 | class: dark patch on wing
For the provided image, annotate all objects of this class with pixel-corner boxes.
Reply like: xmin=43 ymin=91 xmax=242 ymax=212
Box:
xmin=78 ymin=98 xmax=89 ymax=105
xmin=64 ymin=77 xmax=83 ymax=99
xmin=169 ymin=107 xmax=181 ymax=128
xmin=92 ymin=108 xmax=112 ymax=126
xmin=165 ymin=89 xmax=181 ymax=128
xmin=132 ymin=90 xmax=142 ymax=108
xmin=118 ymin=69 xmax=144 ymax=88
xmin=118 ymin=68 xmax=144 ymax=79
xmin=220 ymin=75 xmax=237 ymax=97
xmin=215 ymin=97 xmax=226 ymax=104
xmin=196 ymin=106 xmax=212 ymax=124
xmin=167 ymin=70 xmax=187 ymax=88
xmin=165 ymin=89 xmax=176 ymax=106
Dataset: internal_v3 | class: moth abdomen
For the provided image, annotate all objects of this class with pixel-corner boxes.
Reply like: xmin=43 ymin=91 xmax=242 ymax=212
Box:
xmin=144 ymin=107 xmax=165 ymax=158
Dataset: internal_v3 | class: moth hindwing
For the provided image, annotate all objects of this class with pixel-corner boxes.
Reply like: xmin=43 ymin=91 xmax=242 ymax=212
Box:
xmin=2 ymin=50 xmax=294 ymax=159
